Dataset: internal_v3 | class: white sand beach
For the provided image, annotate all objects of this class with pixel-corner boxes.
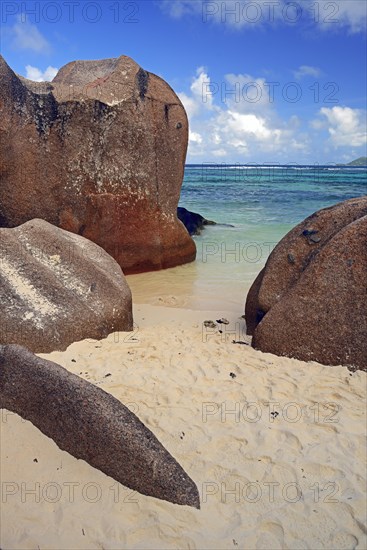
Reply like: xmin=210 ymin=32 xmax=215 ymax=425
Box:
xmin=1 ymin=280 xmax=366 ymax=549
xmin=1 ymin=0 xmax=366 ymax=545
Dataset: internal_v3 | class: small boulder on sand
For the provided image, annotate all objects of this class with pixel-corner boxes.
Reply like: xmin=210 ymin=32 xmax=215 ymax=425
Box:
xmin=0 ymin=219 xmax=133 ymax=353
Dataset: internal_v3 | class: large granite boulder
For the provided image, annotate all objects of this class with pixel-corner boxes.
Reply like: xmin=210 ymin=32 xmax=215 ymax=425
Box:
xmin=0 ymin=219 xmax=133 ymax=353
xmin=0 ymin=344 xmax=200 ymax=508
xmin=0 ymin=55 xmax=196 ymax=273
xmin=245 ymin=197 xmax=367 ymax=370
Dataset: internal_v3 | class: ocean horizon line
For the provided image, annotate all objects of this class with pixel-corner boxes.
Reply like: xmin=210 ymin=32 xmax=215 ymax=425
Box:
xmin=185 ymin=163 xmax=367 ymax=169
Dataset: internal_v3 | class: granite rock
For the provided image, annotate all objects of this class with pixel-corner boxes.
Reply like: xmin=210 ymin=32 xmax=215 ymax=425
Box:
xmin=0 ymin=344 xmax=200 ymax=508
xmin=177 ymin=207 xmax=216 ymax=235
xmin=0 ymin=55 xmax=196 ymax=273
xmin=0 ymin=218 xmax=133 ymax=353
xmin=246 ymin=197 xmax=367 ymax=370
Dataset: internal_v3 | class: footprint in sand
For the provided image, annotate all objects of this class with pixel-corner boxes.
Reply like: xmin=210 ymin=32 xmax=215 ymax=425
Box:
xmin=255 ymin=521 xmax=285 ymax=549
xmin=331 ymin=532 xmax=359 ymax=549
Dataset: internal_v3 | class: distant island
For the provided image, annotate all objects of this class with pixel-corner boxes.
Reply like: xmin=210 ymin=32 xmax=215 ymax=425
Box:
xmin=340 ymin=157 xmax=367 ymax=166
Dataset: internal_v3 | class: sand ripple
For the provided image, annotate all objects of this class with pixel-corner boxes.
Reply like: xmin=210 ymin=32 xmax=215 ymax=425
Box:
xmin=1 ymin=305 xmax=366 ymax=549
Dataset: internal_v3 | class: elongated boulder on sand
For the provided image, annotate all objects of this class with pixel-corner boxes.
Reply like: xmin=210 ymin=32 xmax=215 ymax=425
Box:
xmin=0 ymin=218 xmax=133 ymax=353
xmin=0 ymin=55 xmax=195 ymax=273
xmin=245 ymin=197 xmax=367 ymax=370
xmin=0 ymin=344 xmax=200 ymax=508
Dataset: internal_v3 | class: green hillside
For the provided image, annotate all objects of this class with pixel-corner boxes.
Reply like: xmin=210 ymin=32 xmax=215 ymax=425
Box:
xmin=346 ymin=157 xmax=367 ymax=166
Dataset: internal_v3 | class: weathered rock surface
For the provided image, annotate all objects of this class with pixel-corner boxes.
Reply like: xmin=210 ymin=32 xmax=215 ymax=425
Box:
xmin=246 ymin=197 xmax=367 ymax=370
xmin=0 ymin=344 xmax=200 ymax=508
xmin=0 ymin=219 xmax=133 ymax=353
xmin=0 ymin=55 xmax=196 ymax=273
xmin=177 ymin=207 xmax=216 ymax=235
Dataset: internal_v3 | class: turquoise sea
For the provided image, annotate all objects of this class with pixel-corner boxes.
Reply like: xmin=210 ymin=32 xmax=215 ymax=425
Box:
xmin=129 ymin=165 xmax=367 ymax=312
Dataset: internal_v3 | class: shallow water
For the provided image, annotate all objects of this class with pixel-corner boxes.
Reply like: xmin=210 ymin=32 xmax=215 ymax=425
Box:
xmin=128 ymin=165 xmax=367 ymax=311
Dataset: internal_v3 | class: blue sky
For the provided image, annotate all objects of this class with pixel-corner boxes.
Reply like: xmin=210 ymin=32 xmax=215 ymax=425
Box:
xmin=1 ymin=0 xmax=366 ymax=164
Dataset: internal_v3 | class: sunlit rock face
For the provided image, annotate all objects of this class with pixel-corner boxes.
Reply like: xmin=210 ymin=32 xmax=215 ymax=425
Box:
xmin=246 ymin=197 xmax=367 ymax=371
xmin=0 ymin=218 xmax=133 ymax=353
xmin=0 ymin=55 xmax=196 ymax=274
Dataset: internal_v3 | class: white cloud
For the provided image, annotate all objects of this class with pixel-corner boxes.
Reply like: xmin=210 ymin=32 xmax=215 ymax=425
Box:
xmin=160 ymin=0 xmax=366 ymax=33
xmin=189 ymin=130 xmax=203 ymax=144
xmin=10 ymin=15 xmax=51 ymax=53
xmin=179 ymin=70 xmax=277 ymax=122
xmin=191 ymin=66 xmax=215 ymax=108
xmin=289 ymin=115 xmax=301 ymax=129
xmin=25 ymin=65 xmax=58 ymax=82
xmin=179 ymin=67 xmax=307 ymax=161
xmin=179 ymin=69 xmax=366 ymax=162
xmin=294 ymin=65 xmax=322 ymax=80
xmin=310 ymin=118 xmax=324 ymax=130
xmin=178 ymin=67 xmax=216 ymax=119
xmin=317 ymin=106 xmax=367 ymax=147
xmin=223 ymin=73 xmax=279 ymax=113
xmin=310 ymin=0 xmax=367 ymax=33
xmin=212 ymin=148 xmax=228 ymax=157
xmin=224 ymin=111 xmax=279 ymax=141
xmin=178 ymin=92 xmax=200 ymax=119
xmin=159 ymin=0 xmax=201 ymax=19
